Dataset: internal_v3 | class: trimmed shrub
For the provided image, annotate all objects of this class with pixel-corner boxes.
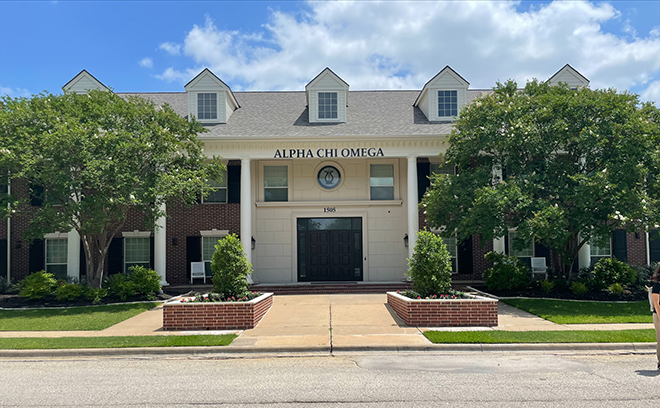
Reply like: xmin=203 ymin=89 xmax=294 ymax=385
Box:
xmin=570 ymin=281 xmax=588 ymax=296
xmin=82 ymin=286 xmax=108 ymax=304
xmin=540 ymin=280 xmax=554 ymax=294
xmin=406 ymin=231 xmax=453 ymax=298
xmin=553 ymin=278 xmax=569 ymax=293
xmin=105 ymin=273 xmax=136 ymax=301
xmin=609 ymin=283 xmax=624 ymax=296
xmin=483 ymin=252 xmax=530 ymax=291
xmin=592 ymin=258 xmax=637 ymax=289
xmin=126 ymin=266 xmax=161 ymax=298
xmin=0 ymin=277 xmax=18 ymax=295
xmin=54 ymin=282 xmax=84 ymax=301
xmin=18 ymin=271 xmax=57 ymax=300
xmin=212 ymin=234 xmax=252 ymax=299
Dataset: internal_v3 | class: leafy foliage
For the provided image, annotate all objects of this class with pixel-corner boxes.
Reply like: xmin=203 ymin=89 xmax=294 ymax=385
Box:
xmin=105 ymin=266 xmax=161 ymax=301
xmin=423 ymin=80 xmax=660 ymax=278
xmin=0 ymin=90 xmax=224 ymax=287
xmin=211 ymin=234 xmax=252 ymax=298
xmin=483 ymin=252 xmax=530 ymax=291
xmin=0 ymin=277 xmax=18 ymax=295
xmin=540 ymin=280 xmax=554 ymax=294
xmin=570 ymin=281 xmax=588 ymax=296
xmin=406 ymin=231 xmax=453 ymax=297
xmin=608 ymin=283 xmax=624 ymax=296
xmin=105 ymin=274 xmax=135 ymax=301
xmin=54 ymin=283 xmax=84 ymax=301
xmin=591 ymin=257 xmax=637 ymax=289
xmin=18 ymin=271 xmax=57 ymax=300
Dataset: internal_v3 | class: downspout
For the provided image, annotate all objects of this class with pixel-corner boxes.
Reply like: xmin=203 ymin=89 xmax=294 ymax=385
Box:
xmin=6 ymin=175 xmax=10 ymax=282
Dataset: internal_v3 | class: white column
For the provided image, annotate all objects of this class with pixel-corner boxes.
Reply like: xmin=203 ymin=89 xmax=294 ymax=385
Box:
xmin=578 ymin=234 xmax=591 ymax=269
xmin=240 ymin=158 xmax=253 ymax=284
xmin=67 ymin=229 xmax=80 ymax=281
xmin=154 ymin=203 xmax=168 ymax=286
xmin=493 ymin=236 xmax=506 ymax=254
xmin=407 ymin=156 xmax=419 ymax=260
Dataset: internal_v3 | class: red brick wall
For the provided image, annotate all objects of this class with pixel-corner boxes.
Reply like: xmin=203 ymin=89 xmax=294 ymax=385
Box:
xmin=387 ymin=292 xmax=498 ymax=327
xmin=163 ymin=293 xmax=273 ymax=330
xmin=626 ymin=232 xmax=647 ymax=266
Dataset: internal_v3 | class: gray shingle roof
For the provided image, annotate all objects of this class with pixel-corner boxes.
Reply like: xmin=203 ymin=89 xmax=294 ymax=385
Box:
xmin=119 ymin=90 xmax=491 ymax=138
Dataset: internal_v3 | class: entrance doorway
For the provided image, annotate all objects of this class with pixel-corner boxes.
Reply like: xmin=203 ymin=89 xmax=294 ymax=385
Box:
xmin=297 ymin=218 xmax=363 ymax=282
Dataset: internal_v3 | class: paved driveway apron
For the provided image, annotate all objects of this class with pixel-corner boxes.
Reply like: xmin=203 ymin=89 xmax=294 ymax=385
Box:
xmin=232 ymin=294 xmax=427 ymax=350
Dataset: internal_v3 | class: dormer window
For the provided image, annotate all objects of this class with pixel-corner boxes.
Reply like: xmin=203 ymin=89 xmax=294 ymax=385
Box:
xmin=438 ymin=90 xmax=458 ymax=118
xmin=197 ymin=93 xmax=218 ymax=120
xmin=318 ymin=92 xmax=338 ymax=119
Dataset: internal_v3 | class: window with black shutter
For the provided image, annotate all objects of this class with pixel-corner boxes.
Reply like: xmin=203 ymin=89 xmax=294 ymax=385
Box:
xmin=0 ymin=239 xmax=7 ymax=278
xmin=29 ymin=239 xmax=45 ymax=272
xmin=612 ymin=230 xmax=627 ymax=263
xmin=457 ymin=235 xmax=473 ymax=274
xmin=186 ymin=236 xmax=202 ymax=278
xmin=107 ymin=237 xmax=124 ymax=275
xmin=650 ymin=230 xmax=660 ymax=263
xmin=227 ymin=165 xmax=241 ymax=203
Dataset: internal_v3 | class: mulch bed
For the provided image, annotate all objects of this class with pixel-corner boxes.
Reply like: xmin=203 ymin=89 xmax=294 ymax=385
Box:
xmin=0 ymin=293 xmax=173 ymax=309
xmin=472 ymin=286 xmax=648 ymax=302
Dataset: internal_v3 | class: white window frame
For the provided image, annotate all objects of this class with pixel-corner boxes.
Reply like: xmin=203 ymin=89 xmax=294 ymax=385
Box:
xmin=368 ymin=160 xmax=398 ymax=201
xmin=201 ymin=230 xmax=229 ymax=277
xmin=318 ymin=91 xmax=338 ymax=120
xmin=196 ymin=92 xmax=218 ymax=121
xmin=202 ymin=168 xmax=228 ymax=204
xmin=123 ymin=237 xmax=151 ymax=274
xmin=590 ymin=236 xmax=612 ymax=265
xmin=508 ymin=230 xmax=534 ymax=259
xmin=45 ymin=237 xmax=68 ymax=279
xmin=260 ymin=162 xmax=291 ymax=202
xmin=437 ymin=90 xmax=458 ymax=119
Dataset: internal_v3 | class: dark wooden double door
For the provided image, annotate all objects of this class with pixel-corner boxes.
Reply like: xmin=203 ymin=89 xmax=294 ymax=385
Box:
xmin=297 ymin=218 xmax=362 ymax=282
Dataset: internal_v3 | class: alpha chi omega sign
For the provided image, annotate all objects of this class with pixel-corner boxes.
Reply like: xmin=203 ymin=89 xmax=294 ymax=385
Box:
xmin=274 ymin=147 xmax=385 ymax=159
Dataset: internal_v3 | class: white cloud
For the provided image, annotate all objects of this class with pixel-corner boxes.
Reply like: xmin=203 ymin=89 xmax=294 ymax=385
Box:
xmin=1 ymin=85 xmax=32 ymax=98
xmin=139 ymin=57 xmax=153 ymax=68
xmin=155 ymin=0 xmax=660 ymax=95
xmin=640 ymin=80 xmax=660 ymax=104
xmin=159 ymin=42 xmax=182 ymax=56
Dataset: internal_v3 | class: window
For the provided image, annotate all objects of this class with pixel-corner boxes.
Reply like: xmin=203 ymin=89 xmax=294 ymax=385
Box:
xmin=508 ymin=231 xmax=534 ymax=265
xmin=46 ymin=238 xmax=67 ymax=280
xmin=370 ymin=164 xmax=394 ymax=200
xmin=124 ymin=237 xmax=150 ymax=273
xmin=430 ymin=163 xmax=456 ymax=176
xmin=197 ymin=93 xmax=217 ymax=120
xmin=202 ymin=236 xmax=222 ymax=277
xmin=203 ymin=170 xmax=227 ymax=203
xmin=0 ymin=183 xmax=6 ymax=195
xmin=264 ymin=166 xmax=288 ymax=202
xmin=441 ymin=235 xmax=458 ymax=274
xmin=438 ymin=90 xmax=458 ymax=118
xmin=318 ymin=92 xmax=338 ymax=119
xmin=590 ymin=236 xmax=611 ymax=265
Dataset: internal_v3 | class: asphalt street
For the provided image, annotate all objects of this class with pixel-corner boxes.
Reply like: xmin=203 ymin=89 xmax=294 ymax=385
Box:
xmin=1 ymin=352 xmax=658 ymax=407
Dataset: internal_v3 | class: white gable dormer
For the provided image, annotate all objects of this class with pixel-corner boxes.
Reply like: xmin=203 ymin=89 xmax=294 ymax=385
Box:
xmin=305 ymin=68 xmax=349 ymax=124
xmin=413 ymin=66 xmax=469 ymax=122
xmin=62 ymin=70 xmax=109 ymax=94
xmin=547 ymin=64 xmax=590 ymax=89
xmin=184 ymin=68 xmax=239 ymax=124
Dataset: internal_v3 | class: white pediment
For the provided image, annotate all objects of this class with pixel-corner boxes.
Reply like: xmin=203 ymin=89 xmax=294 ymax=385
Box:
xmin=547 ymin=64 xmax=590 ymax=88
xmin=305 ymin=68 xmax=349 ymax=123
xmin=185 ymin=68 xmax=239 ymax=109
xmin=62 ymin=70 xmax=108 ymax=94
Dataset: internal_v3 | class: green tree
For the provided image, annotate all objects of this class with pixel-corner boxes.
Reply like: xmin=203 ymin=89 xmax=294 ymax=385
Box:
xmin=211 ymin=234 xmax=252 ymax=298
xmin=423 ymin=80 xmax=660 ymax=278
xmin=0 ymin=90 xmax=224 ymax=287
xmin=406 ymin=231 xmax=453 ymax=297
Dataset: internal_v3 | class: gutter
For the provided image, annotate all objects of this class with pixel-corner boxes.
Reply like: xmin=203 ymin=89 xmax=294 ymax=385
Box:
xmin=6 ymin=175 xmax=9 ymax=282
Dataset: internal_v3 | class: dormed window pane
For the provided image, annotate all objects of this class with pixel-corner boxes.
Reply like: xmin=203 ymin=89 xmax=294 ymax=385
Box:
xmin=438 ymin=90 xmax=458 ymax=117
xmin=197 ymin=93 xmax=217 ymax=120
xmin=318 ymin=92 xmax=338 ymax=119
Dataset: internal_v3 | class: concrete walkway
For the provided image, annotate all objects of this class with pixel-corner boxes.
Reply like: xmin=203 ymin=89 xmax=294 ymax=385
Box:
xmin=0 ymin=294 xmax=655 ymax=351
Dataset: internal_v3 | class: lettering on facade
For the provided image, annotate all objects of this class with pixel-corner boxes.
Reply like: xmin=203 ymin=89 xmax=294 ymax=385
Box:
xmin=273 ymin=147 xmax=385 ymax=159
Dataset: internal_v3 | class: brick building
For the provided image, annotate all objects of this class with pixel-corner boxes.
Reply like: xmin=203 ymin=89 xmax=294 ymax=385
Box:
xmin=1 ymin=65 xmax=658 ymax=286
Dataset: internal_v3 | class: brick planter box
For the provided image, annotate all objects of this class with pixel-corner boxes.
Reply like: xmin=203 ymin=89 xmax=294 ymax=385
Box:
xmin=387 ymin=292 xmax=498 ymax=327
xmin=163 ymin=293 xmax=273 ymax=330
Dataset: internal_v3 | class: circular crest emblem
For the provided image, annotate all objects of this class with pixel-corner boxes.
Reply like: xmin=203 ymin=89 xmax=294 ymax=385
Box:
xmin=317 ymin=166 xmax=341 ymax=190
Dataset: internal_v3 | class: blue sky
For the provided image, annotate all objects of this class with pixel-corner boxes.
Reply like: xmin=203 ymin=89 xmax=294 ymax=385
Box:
xmin=1 ymin=1 xmax=659 ymax=102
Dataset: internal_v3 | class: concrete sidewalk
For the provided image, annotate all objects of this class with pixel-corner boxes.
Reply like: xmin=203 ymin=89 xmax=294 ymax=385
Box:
xmin=0 ymin=294 xmax=656 ymax=355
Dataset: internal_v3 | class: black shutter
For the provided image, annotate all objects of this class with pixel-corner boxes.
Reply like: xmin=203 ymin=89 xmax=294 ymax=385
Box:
xmin=79 ymin=241 xmax=87 ymax=277
xmin=29 ymin=239 xmax=45 ymax=272
xmin=107 ymin=237 xmax=123 ymax=275
xmin=186 ymin=236 xmax=202 ymax=276
xmin=227 ymin=165 xmax=241 ymax=203
xmin=417 ymin=162 xmax=430 ymax=203
xmin=457 ymin=235 xmax=473 ymax=274
xmin=30 ymin=185 xmax=44 ymax=207
xmin=612 ymin=230 xmax=627 ymax=263
xmin=649 ymin=230 xmax=659 ymax=263
xmin=149 ymin=237 xmax=155 ymax=269
xmin=504 ymin=234 xmax=510 ymax=255
xmin=0 ymin=239 xmax=7 ymax=278
xmin=534 ymin=241 xmax=551 ymax=266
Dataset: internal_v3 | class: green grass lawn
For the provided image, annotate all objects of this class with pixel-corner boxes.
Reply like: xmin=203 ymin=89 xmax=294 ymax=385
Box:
xmin=0 ymin=303 xmax=160 ymax=331
xmin=0 ymin=334 xmax=237 ymax=349
xmin=424 ymin=329 xmax=656 ymax=344
xmin=502 ymin=299 xmax=653 ymax=324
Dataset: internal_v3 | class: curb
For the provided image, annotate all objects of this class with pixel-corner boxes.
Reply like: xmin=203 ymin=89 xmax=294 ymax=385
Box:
xmin=0 ymin=342 xmax=654 ymax=358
